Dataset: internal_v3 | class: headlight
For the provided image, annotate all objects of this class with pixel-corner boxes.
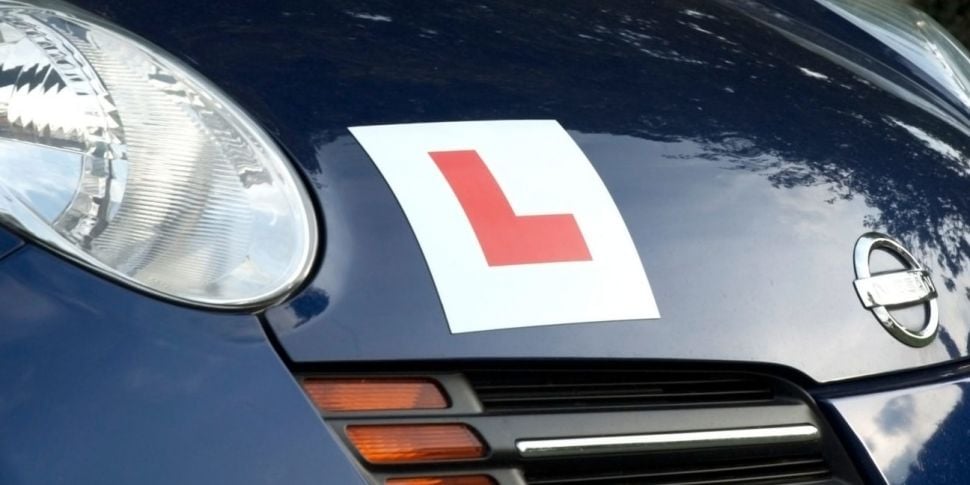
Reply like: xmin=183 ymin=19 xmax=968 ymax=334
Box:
xmin=819 ymin=0 xmax=970 ymax=111
xmin=0 ymin=1 xmax=317 ymax=307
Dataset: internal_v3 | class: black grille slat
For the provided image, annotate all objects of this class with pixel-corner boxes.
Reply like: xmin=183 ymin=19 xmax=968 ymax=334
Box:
xmin=525 ymin=456 xmax=831 ymax=485
xmin=481 ymin=388 xmax=772 ymax=402
xmin=472 ymin=377 xmax=752 ymax=391
xmin=467 ymin=370 xmax=776 ymax=412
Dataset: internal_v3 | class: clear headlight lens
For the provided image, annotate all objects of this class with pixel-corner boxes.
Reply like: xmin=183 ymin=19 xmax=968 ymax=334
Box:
xmin=819 ymin=0 xmax=970 ymax=111
xmin=0 ymin=2 xmax=317 ymax=307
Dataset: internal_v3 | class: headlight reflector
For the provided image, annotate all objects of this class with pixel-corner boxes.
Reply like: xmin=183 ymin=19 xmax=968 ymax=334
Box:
xmin=0 ymin=2 xmax=317 ymax=307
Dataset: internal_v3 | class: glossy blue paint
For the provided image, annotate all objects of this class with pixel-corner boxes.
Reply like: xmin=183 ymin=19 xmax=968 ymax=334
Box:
xmin=63 ymin=0 xmax=970 ymax=382
xmin=0 ymin=226 xmax=21 ymax=261
xmin=0 ymin=245 xmax=366 ymax=484
xmin=825 ymin=371 xmax=970 ymax=484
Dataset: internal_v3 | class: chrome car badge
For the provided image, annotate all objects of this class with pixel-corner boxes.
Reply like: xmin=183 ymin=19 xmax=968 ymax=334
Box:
xmin=853 ymin=232 xmax=939 ymax=347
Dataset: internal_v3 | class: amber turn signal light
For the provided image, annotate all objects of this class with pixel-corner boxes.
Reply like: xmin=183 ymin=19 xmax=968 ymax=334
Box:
xmin=346 ymin=424 xmax=486 ymax=464
xmin=386 ymin=476 xmax=496 ymax=485
xmin=302 ymin=378 xmax=448 ymax=412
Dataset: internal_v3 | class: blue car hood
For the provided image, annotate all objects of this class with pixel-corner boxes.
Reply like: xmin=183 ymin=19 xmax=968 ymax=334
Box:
xmin=71 ymin=0 xmax=970 ymax=382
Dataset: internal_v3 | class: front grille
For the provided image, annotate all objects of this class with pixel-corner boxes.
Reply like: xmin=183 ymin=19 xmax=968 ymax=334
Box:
xmin=466 ymin=369 xmax=775 ymax=412
xmin=298 ymin=365 xmax=861 ymax=485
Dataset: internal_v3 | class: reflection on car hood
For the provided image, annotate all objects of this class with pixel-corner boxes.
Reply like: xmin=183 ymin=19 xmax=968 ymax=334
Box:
xmin=72 ymin=0 xmax=970 ymax=382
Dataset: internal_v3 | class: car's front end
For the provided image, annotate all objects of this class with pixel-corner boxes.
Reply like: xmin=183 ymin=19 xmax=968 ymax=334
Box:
xmin=2 ymin=0 xmax=970 ymax=483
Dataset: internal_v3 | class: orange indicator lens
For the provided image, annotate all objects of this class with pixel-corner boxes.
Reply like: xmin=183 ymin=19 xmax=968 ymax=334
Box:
xmin=302 ymin=378 xmax=448 ymax=412
xmin=386 ymin=476 xmax=496 ymax=485
xmin=346 ymin=424 xmax=486 ymax=464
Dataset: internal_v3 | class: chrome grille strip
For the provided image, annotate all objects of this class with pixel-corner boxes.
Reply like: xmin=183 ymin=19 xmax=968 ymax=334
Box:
xmin=516 ymin=424 xmax=820 ymax=458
